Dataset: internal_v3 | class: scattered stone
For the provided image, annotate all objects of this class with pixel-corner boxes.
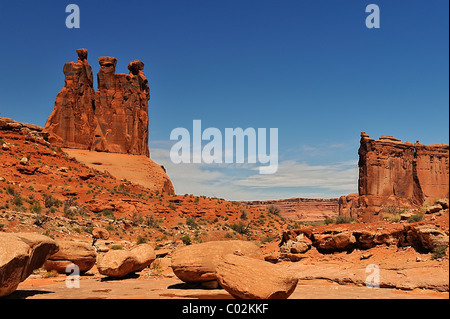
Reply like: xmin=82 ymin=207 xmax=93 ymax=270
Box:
xmin=435 ymin=199 xmax=449 ymax=210
xmin=97 ymin=244 xmax=156 ymax=278
xmin=44 ymin=240 xmax=96 ymax=274
xmin=360 ymin=253 xmax=373 ymax=260
xmin=426 ymin=205 xmax=443 ymax=214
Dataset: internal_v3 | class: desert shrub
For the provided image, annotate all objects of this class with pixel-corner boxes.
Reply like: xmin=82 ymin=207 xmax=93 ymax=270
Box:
xmin=181 ymin=235 xmax=191 ymax=245
xmin=335 ymin=215 xmax=357 ymax=224
xmin=150 ymin=259 xmax=163 ymax=275
xmin=102 ymin=209 xmax=115 ymax=220
xmin=186 ymin=217 xmax=198 ymax=229
xmin=383 ymin=206 xmax=408 ymax=222
xmin=12 ymin=194 xmax=23 ymax=207
xmin=431 ymin=245 xmax=448 ymax=260
xmin=240 ymin=209 xmax=248 ymax=220
xmin=64 ymin=206 xmax=79 ymax=219
xmin=229 ymin=222 xmax=249 ymax=235
xmin=30 ymin=202 xmax=42 ymax=214
xmin=5 ymin=186 xmax=15 ymax=196
xmin=408 ymin=214 xmax=423 ymax=223
xmin=145 ymin=214 xmax=161 ymax=229
xmin=43 ymin=270 xmax=59 ymax=278
xmin=131 ymin=212 xmax=143 ymax=225
xmin=137 ymin=235 xmax=147 ymax=245
xmin=266 ymin=205 xmax=281 ymax=216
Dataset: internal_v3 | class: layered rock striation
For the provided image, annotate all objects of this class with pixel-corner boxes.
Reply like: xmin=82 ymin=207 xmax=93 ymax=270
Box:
xmin=339 ymin=132 xmax=449 ymax=221
xmin=45 ymin=49 xmax=150 ymax=157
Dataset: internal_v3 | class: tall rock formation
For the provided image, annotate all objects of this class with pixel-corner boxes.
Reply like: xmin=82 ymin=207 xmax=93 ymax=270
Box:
xmin=414 ymin=142 xmax=450 ymax=201
xmin=93 ymin=58 xmax=150 ymax=156
xmin=45 ymin=49 xmax=150 ymax=157
xmin=339 ymin=132 xmax=449 ymax=221
xmin=44 ymin=49 xmax=174 ymax=194
xmin=44 ymin=49 xmax=96 ymax=149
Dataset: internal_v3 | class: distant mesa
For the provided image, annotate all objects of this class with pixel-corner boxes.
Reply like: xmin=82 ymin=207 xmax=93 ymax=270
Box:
xmin=339 ymin=132 xmax=449 ymax=222
xmin=45 ymin=49 xmax=150 ymax=157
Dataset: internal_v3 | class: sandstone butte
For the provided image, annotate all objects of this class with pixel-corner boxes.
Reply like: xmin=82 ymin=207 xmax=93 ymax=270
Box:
xmin=44 ymin=49 xmax=174 ymax=195
xmin=339 ymin=132 xmax=449 ymax=222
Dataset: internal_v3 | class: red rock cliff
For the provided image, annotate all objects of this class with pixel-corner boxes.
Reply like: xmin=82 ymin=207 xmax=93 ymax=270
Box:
xmin=339 ymin=132 xmax=449 ymax=221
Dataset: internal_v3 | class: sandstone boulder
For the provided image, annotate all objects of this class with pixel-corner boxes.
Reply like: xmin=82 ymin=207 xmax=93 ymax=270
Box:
xmin=426 ymin=205 xmax=443 ymax=214
xmin=0 ymin=232 xmax=58 ymax=297
xmin=406 ymin=225 xmax=449 ymax=251
xmin=92 ymin=227 xmax=110 ymax=240
xmin=171 ymin=240 xmax=262 ymax=283
xmin=314 ymin=230 xmax=356 ymax=252
xmin=97 ymin=244 xmax=156 ymax=278
xmin=44 ymin=240 xmax=96 ymax=274
xmin=216 ymin=254 xmax=298 ymax=299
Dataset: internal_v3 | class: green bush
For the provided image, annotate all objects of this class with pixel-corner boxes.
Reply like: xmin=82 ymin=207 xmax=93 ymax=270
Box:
xmin=137 ymin=235 xmax=147 ymax=245
xmin=186 ymin=217 xmax=198 ymax=229
xmin=240 ymin=209 xmax=248 ymax=220
xmin=30 ymin=202 xmax=42 ymax=214
xmin=267 ymin=205 xmax=281 ymax=216
xmin=102 ymin=209 xmax=115 ymax=220
xmin=12 ymin=194 xmax=23 ymax=207
xmin=181 ymin=235 xmax=191 ymax=245
xmin=335 ymin=216 xmax=357 ymax=224
xmin=5 ymin=186 xmax=15 ymax=196
xmin=408 ymin=214 xmax=423 ymax=223
xmin=431 ymin=245 xmax=448 ymax=260
xmin=230 ymin=222 xmax=249 ymax=235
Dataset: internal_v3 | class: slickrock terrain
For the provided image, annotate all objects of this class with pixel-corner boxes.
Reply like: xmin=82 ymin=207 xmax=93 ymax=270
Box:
xmin=62 ymin=148 xmax=174 ymax=195
xmin=339 ymin=132 xmax=449 ymax=222
xmin=243 ymin=198 xmax=338 ymax=222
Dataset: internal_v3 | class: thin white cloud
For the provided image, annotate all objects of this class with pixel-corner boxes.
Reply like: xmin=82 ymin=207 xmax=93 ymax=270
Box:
xmin=235 ymin=160 xmax=358 ymax=191
xmin=150 ymin=144 xmax=358 ymax=201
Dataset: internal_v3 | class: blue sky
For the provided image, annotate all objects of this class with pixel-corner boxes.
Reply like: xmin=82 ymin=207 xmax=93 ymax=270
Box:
xmin=0 ymin=1 xmax=448 ymax=200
